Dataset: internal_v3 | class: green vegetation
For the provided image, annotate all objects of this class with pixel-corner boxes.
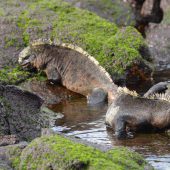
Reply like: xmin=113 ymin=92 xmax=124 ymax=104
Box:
xmin=8 ymin=145 xmax=23 ymax=168
xmin=0 ymin=7 xmax=4 ymax=16
xmin=162 ymin=7 xmax=170 ymax=24
xmin=4 ymin=36 xmax=18 ymax=48
xmin=67 ymin=0 xmax=135 ymax=26
xmin=0 ymin=65 xmax=47 ymax=85
xmin=15 ymin=0 xmax=146 ymax=75
xmin=11 ymin=135 xmax=149 ymax=170
xmin=0 ymin=65 xmax=31 ymax=85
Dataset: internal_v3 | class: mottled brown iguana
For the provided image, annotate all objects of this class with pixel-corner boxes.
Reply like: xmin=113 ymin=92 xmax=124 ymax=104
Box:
xmin=106 ymin=87 xmax=170 ymax=139
xmin=18 ymin=39 xmax=118 ymax=104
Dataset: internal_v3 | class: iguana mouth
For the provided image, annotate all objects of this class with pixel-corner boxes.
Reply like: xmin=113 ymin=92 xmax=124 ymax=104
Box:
xmin=21 ymin=59 xmax=31 ymax=68
xmin=20 ymin=54 xmax=36 ymax=68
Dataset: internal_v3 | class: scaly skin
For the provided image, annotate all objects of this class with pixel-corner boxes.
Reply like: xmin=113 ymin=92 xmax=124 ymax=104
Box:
xmin=144 ymin=81 xmax=170 ymax=97
xmin=18 ymin=40 xmax=118 ymax=104
xmin=106 ymin=90 xmax=170 ymax=139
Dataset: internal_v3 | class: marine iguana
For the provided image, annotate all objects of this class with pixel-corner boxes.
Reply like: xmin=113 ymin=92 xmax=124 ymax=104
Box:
xmin=18 ymin=39 xmax=118 ymax=104
xmin=144 ymin=81 xmax=170 ymax=98
xmin=105 ymin=87 xmax=170 ymax=139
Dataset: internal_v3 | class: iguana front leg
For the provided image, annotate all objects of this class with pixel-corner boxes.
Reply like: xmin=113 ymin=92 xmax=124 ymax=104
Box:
xmin=115 ymin=116 xmax=134 ymax=139
xmin=115 ymin=117 xmax=127 ymax=139
xmin=45 ymin=66 xmax=61 ymax=84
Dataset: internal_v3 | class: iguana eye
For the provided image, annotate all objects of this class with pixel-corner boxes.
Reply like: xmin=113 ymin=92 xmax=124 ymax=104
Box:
xmin=24 ymin=55 xmax=31 ymax=60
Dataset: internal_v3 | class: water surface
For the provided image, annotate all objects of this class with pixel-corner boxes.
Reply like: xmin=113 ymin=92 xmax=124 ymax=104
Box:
xmin=49 ymin=97 xmax=170 ymax=170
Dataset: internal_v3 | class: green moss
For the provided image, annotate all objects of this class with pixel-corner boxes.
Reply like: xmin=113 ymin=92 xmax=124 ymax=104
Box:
xmin=15 ymin=135 xmax=149 ymax=170
xmin=0 ymin=64 xmax=47 ymax=85
xmin=0 ymin=144 xmax=24 ymax=169
xmin=8 ymin=146 xmax=23 ymax=169
xmin=162 ymin=7 xmax=170 ymax=24
xmin=16 ymin=0 xmax=145 ymax=75
xmin=68 ymin=0 xmax=135 ymax=26
xmin=0 ymin=8 xmax=4 ymax=16
xmin=0 ymin=65 xmax=31 ymax=85
xmin=31 ymin=71 xmax=47 ymax=81
xmin=103 ymin=26 xmax=146 ymax=74
xmin=4 ymin=36 xmax=18 ymax=48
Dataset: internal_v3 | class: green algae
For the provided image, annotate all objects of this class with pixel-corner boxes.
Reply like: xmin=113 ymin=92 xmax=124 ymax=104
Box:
xmin=0 ymin=65 xmax=31 ymax=85
xmin=13 ymin=135 xmax=150 ymax=170
xmin=0 ymin=64 xmax=48 ymax=85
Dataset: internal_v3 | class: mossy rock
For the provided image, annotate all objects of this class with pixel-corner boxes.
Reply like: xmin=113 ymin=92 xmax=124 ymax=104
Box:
xmin=0 ymin=142 xmax=28 ymax=170
xmin=65 ymin=0 xmax=135 ymax=26
xmin=16 ymin=0 xmax=148 ymax=75
xmin=11 ymin=135 xmax=151 ymax=170
xmin=0 ymin=64 xmax=47 ymax=85
xmin=0 ymin=65 xmax=31 ymax=85
xmin=0 ymin=0 xmax=150 ymax=82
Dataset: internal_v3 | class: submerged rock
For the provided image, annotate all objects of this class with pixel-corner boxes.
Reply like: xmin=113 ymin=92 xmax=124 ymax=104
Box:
xmin=20 ymin=80 xmax=82 ymax=105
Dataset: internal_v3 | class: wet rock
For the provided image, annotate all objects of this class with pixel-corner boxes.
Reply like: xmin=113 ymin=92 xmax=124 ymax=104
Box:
xmin=143 ymin=1 xmax=170 ymax=77
xmin=0 ymin=135 xmax=19 ymax=146
xmin=146 ymin=24 xmax=170 ymax=73
xmin=128 ymin=0 xmax=163 ymax=35
xmin=20 ymin=80 xmax=82 ymax=105
xmin=0 ymin=141 xmax=28 ymax=170
xmin=113 ymin=60 xmax=152 ymax=87
xmin=145 ymin=1 xmax=170 ymax=79
xmin=0 ymin=159 xmax=13 ymax=170
xmin=0 ymin=85 xmax=43 ymax=141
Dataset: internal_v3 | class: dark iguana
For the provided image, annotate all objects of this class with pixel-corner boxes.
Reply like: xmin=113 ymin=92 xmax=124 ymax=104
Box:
xmin=18 ymin=39 xmax=118 ymax=104
xmin=144 ymin=81 xmax=170 ymax=98
xmin=105 ymin=87 xmax=170 ymax=139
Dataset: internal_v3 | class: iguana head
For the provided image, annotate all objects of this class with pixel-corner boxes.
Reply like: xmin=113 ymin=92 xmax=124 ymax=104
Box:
xmin=18 ymin=46 xmax=36 ymax=69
